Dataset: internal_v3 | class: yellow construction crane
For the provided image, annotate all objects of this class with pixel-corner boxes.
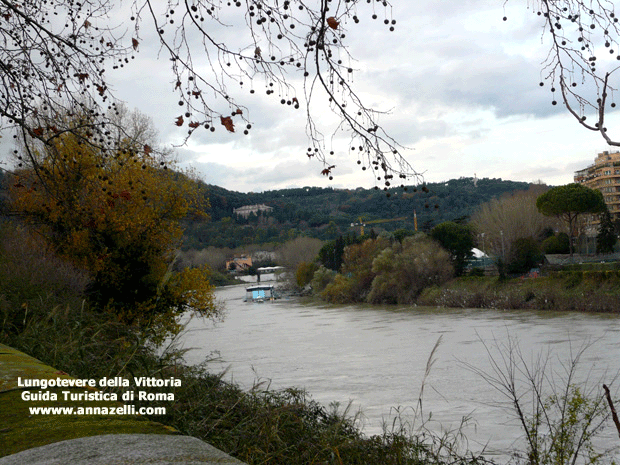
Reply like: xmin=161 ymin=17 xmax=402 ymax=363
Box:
xmin=350 ymin=217 xmax=366 ymax=236
xmin=350 ymin=216 xmax=407 ymax=235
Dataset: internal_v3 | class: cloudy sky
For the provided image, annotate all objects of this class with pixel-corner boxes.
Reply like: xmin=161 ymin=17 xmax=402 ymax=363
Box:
xmin=6 ymin=0 xmax=620 ymax=193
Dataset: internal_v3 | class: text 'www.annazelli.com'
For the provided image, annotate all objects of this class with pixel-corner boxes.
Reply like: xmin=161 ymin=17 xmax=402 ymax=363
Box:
xmin=28 ymin=405 xmax=166 ymax=415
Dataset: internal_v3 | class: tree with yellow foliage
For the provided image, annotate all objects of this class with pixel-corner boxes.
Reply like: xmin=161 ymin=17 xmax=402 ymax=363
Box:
xmin=9 ymin=108 xmax=217 ymax=339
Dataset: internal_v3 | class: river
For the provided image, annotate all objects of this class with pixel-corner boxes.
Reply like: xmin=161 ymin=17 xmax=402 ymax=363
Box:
xmin=181 ymin=283 xmax=620 ymax=461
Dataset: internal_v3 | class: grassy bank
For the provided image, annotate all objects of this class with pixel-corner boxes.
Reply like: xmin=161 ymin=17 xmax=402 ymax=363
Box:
xmin=417 ymin=273 xmax=620 ymax=312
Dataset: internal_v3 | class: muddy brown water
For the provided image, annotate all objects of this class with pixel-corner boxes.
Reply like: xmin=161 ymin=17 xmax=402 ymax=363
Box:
xmin=181 ymin=284 xmax=620 ymax=461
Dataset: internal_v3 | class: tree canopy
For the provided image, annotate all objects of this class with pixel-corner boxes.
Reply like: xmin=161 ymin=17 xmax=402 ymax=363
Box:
xmin=596 ymin=209 xmax=617 ymax=254
xmin=470 ymin=186 xmax=558 ymax=260
xmin=8 ymin=108 xmax=217 ymax=338
xmin=536 ymin=183 xmax=606 ymax=256
xmin=430 ymin=221 xmax=474 ymax=276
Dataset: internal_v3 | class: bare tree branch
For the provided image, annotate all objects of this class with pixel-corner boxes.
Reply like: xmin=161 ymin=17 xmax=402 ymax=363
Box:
xmin=0 ymin=0 xmax=424 ymax=187
xmin=603 ymin=383 xmax=620 ymax=440
xmin=524 ymin=0 xmax=620 ymax=146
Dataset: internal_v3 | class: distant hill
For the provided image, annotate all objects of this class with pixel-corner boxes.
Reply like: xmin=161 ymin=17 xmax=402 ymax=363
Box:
xmin=0 ymin=168 xmax=538 ymax=250
xmin=182 ymin=177 xmax=536 ymax=249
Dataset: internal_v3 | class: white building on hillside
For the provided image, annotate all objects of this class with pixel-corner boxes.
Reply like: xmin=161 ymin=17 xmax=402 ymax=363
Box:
xmin=233 ymin=204 xmax=273 ymax=218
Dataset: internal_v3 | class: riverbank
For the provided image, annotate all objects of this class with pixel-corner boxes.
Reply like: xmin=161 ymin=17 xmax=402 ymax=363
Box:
xmin=417 ymin=273 xmax=620 ymax=312
xmin=0 ymin=343 xmax=246 ymax=464
xmin=0 ymin=297 xmax=486 ymax=465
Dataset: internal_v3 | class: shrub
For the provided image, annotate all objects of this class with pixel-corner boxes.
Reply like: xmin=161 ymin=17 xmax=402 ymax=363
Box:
xmin=321 ymin=274 xmax=355 ymax=304
xmin=341 ymin=237 xmax=390 ymax=302
xmin=295 ymin=261 xmax=319 ymax=287
xmin=561 ymin=271 xmax=583 ymax=289
xmin=542 ymin=235 xmax=561 ymax=254
xmin=507 ymin=236 xmax=542 ymax=274
xmin=542 ymin=233 xmax=570 ymax=254
xmin=367 ymin=235 xmax=453 ymax=304
xmin=0 ymin=221 xmax=89 ymax=334
xmin=468 ymin=267 xmax=485 ymax=277
xmin=310 ymin=266 xmax=335 ymax=294
xmin=471 ymin=337 xmax=615 ymax=465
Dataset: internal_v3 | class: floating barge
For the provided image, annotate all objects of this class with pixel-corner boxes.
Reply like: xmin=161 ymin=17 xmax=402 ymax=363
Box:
xmin=244 ymin=285 xmax=278 ymax=302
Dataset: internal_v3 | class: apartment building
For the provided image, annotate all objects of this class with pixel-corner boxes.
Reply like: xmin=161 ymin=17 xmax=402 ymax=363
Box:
xmin=574 ymin=150 xmax=620 ymax=221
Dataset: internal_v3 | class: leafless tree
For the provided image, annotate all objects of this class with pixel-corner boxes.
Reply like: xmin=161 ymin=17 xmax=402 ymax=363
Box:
xmin=0 ymin=0 xmax=421 ymax=186
xmin=470 ymin=185 xmax=560 ymax=259
xmin=526 ymin=0 xmax=620 ymax=146
xmin=276 ymin=236 xmax=323 ymax=269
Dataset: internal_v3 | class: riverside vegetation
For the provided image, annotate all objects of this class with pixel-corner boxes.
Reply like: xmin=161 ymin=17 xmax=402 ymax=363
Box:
xmin=305 ymin=231 xmax=620 ymax=312
xmin=2 ymin=219 xmax=619 ymax=464
xmin=297 ymin=184 xmax=620 ymax=313
xmin=0 ymin=219 xmax=492 ymax=464
xmin=418 ymin=271 xmax=620 ymax=312
xmin=3 ymin=221 xmax=620 ymax=464
xmin=2 ymin=122 xmax=620 ymax=462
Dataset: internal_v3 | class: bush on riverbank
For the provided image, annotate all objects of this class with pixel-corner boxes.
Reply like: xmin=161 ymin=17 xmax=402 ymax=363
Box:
xmin=319 ymin=235 xmax=453 ymax=305
xmin=417 ymin=274 xmax=620 ymax=312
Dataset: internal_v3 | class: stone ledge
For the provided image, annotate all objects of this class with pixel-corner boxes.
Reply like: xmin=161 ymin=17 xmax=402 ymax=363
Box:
xmin=0 ymin=344 xmax=247 ymax=464
xmin=0 ymin=434 xmax=245 ymax=465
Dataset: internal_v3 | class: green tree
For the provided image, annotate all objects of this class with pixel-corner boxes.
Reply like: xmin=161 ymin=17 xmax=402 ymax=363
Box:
xmin=393 ymin=228 xmax=417 ymax=243
xmin=295 ymin=261 xmax=319 ymax=287
xmin=310 ymin=266 xmax=336 ymax=294
xmin=596 ymin=209 xmax=617 ymax=254
xmin=9 ymin=112 xmax=217 ymax=338
xmin=536 ymin=184 xmax=606 ymax=257
xmin=507 ymin=237 xmax=543 ymax=274
xmin=340 ymin=237 xmax=390 ymax=301
xmin=541 ymin=232 xmax=570 ymax=255
xmin=367 ymin=235 xmax=453 ymax=304
xmin=317 ymin=234 xmax=360 ymax=271
xmin=430 ymin=222 xmax=474 ymax=276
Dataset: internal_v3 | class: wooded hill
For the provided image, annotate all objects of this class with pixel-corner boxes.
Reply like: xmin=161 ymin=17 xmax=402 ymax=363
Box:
xmin=183 ymin=177 xmax=535 ymax=249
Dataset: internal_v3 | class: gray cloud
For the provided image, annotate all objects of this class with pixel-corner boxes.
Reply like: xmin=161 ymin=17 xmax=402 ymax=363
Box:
xmin=90 ymin=0 xmax=616 ymax=191
xmin=185 ymin=154 xmax=351 ymax=192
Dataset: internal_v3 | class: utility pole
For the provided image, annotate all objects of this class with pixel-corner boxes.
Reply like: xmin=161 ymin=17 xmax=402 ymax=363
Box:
xmin=500 ymin=230 xmax=505 ymax=260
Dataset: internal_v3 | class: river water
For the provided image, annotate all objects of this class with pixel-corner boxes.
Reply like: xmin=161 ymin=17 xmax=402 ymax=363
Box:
xmin=181 ymin=283 xmax=620 ymax=461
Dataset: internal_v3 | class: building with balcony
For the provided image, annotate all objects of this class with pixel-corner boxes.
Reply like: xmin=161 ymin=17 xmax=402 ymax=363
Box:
xmin=574 ymin=150 xmax=620 ymax=221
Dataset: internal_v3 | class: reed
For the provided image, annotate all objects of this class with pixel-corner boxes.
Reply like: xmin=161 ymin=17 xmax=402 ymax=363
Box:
xmin=462 ymin=335 xmax=620 ymax=465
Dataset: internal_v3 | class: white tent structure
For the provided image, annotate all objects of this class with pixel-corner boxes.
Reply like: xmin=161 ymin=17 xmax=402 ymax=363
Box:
xmin=471 ymin=248 xmax=488 ymax=259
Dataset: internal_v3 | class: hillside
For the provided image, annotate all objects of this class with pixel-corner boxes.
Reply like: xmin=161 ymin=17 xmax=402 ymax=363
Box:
xmin=182 ymin=177 xmax=535 ymax=249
